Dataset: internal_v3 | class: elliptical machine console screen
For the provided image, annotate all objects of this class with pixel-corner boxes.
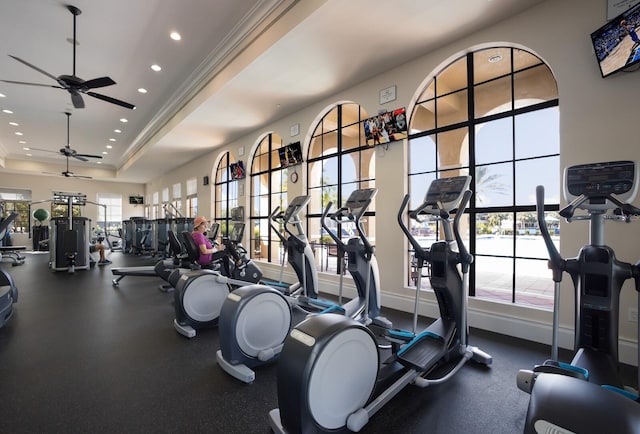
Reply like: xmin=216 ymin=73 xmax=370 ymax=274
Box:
xmin=345 ymin=188 xmax=377 ymax=216
xmin=424 ymin=176 xmax=471 ymax=211
xmin=228 ymin=223 xmax=245 ymax=244
xmin=282 ymin=195 xmax=310 ymax=222
xmin=564 ymin=160 xmax=638 ymax=208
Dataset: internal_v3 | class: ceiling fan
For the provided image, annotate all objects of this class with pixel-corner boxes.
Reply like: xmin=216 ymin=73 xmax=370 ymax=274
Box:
xmin=37 ymin=111 xmax=101 ymax=179
xmin=0 ymin=5 xmax=135 ymax=110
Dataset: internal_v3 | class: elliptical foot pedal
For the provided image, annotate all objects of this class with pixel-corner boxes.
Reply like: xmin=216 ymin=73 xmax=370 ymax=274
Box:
xmin=397 ymin=331 xmax=446 ymax=371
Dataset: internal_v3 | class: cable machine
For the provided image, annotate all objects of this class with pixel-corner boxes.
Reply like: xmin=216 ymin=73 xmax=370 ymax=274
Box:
xmin=30 ymin=192 xmax=107 ymax=273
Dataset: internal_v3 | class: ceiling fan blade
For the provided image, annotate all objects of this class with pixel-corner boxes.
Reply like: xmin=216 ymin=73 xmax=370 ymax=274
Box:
xmin=8 ymin=55 xmax=59 ymax=82
xmin=71 ymin=154 xmax=89 ymax=162
xmin=71 ymin=92 xmax=85 ymax=108
xmin=83 ymin=76 xmax=116 ymax=89
xmin=74 ymin=153 xmax=103 ymax=159
xmin=73 ymin=175 xmax=93 ymax=179
xmin=29 ymin=147 xmax=60 ymax=154
xmin=86 ymin=91 xmax=135 ymax=110
xmin=0 ymin=79 xmax=63 ymax=89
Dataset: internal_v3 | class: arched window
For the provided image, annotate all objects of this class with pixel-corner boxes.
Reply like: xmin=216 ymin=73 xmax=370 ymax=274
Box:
xmin=214 ymin=151 xmax=239 ymax=240
xmin=306 ymin=103 xmax=375 ymax=273
xmin=408 ymin=46 xmax=559 ymax=308
xmin=249 ymin=133 xmax=288 ymax=263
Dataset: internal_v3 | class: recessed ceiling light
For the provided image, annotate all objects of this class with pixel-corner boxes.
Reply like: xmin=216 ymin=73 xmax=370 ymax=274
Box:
xmin=106 ymin=145 xmax=113 ymax=149
xmin=26 ymin=153 xmax=32 ymax=157
xmin=102 ymin=151 xmax=108 ymax=155
xmin=0 ymin=93 xmax=5 ymax=98
xmin=18 ymin=140 xmax=26 ymax=144
xmin=109 ymin=138 xmax=116 ymax=142
xmin=120 ymin=118 xmax=128 ymax=123
xmin=97 ymin=161 xmax=102 ymax=165
xmin=151 ymin=64 xmax=162 ymax=72
xmin=170 ymin=31 xmax=181 ymax=41
xmin=23 ymin=147 xmax=30 ymax=151
xmin=488 ymin=54 xmax=503 ymax=63
xmin=9 ymin=122 xmax=18 ymax=126
xmin=2 ymin=109 xmax=13 ymax=114
xmin=138 ymin=88 xmax=147 ymax=94
xmin=15 ymin=131 xmax=23 ymax=136
xmin=114 ymin=129 xmax=122 ymax=133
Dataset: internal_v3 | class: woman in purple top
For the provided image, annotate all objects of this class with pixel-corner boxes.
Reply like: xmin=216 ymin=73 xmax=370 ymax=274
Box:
xmin=191 ymin=216 xmax=216 ymax=265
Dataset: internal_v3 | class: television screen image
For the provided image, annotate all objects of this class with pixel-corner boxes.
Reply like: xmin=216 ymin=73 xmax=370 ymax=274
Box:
xmin=229 ymin=161 xmax=245 ymax=180
xmin=591 ymin=2 xmax=640 ymax=78
xmin=364 ymin=107 xmax=408 ymax=146
xmin=278 ymin=141 xmax=303 ymax=168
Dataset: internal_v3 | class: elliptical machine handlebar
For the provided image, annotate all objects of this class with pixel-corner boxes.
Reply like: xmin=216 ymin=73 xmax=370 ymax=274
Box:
xmin=453 ymin=190 xmax=473 ymax=273
xmin=397 ymin=194 xmax=424 ymax=258
xmin=320 ymin=201 xmax=346 ymax=249
xmin=536 ymin=185 xmax=565 ymax=282
xmin=222 ymin=237 xmax=244 ymax=267
xmin=268 ymin=205 xmax=288 ymax=245
xmin=322 ymin=199 xmax=374 ymax=258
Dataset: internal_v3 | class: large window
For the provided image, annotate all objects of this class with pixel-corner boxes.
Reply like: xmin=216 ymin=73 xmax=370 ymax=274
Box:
xmin=249 ymin=133 xmax=287 ymax=262
xmin=151 ymin=192 xmax=159 ymax=220
xmin=186 ymin=178 xmax=198 ymax=218
xmin=171 ymin=183 xmax=182 ymax=217
xmin=214 ymin=152 xmax=239 ymax=239
xmin=0 ymin=189 xmax=31 ymax=234
xmin=408 ymin=47 xmax=559 ymax=309
xmin=96 ymin=194 xmax=122 ymax=232
xmin=306 ymin=103 xmax=376 ymax=274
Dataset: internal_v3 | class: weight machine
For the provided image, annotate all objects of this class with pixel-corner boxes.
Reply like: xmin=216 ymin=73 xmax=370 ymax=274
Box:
xmin=30 ymin=192 xmax=107 ymax=273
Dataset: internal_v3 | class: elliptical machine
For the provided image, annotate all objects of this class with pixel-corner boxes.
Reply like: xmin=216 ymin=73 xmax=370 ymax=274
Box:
xmin=264 ymin=195 xmax=319 ymax=298
xmin=215 ymin=190 xmax=386 ymax=383
xmin=268 ymin=175 xmax=492 ymax=433
xmin=517 ymin=160 xmax=640 ymax=433
xmin=172 ymin=221 xmax=263 ymax=338
xmin=0 ymin=269 xmax=18 ymax=328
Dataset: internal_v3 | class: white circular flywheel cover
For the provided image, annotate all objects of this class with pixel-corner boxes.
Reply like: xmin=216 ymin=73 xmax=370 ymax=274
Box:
xmin=236 ymin=292 xmax=291 ymax=358
xmin=183 ymin=275 xmax=229 ymax=322
xmin=308 ymin=327 xmax=378 ymax=430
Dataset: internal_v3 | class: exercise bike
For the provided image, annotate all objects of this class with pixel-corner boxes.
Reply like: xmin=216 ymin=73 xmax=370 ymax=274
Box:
xmin=215 ymin=193 xmax=379 ymax=383
xmin=268 ymin=175 xmax=492 ymax=433
xmin=517 ymin=160 xmax=640 ymax=433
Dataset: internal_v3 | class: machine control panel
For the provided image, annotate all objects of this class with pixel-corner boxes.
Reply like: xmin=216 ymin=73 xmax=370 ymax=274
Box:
xmin=564 ymin=160 xmax=638 ymax=209
xmin=424 ymin=176 xmax=471 ymax=212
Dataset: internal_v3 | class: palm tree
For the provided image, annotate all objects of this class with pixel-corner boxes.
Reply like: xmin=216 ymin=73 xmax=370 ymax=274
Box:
xmin=475 ymin=166 xmax=508 ymax=206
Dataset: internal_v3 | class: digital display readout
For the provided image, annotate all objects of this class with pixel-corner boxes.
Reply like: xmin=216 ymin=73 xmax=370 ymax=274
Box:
xmin=425 ymin=176 xmax=470 ymax=207
xmin=566 ymin=161 xmax=635 ymax=197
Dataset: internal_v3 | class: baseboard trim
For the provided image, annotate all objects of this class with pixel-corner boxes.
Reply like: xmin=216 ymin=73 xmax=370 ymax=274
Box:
xmin=261 ymin=265 xmax=638 ymax=367
xmin=381 ymin=291 xmax=638 ymax=367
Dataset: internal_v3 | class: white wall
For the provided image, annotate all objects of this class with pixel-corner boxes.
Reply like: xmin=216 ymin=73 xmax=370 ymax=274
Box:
xmin=0 ymin=171 xmax=145 ymax=228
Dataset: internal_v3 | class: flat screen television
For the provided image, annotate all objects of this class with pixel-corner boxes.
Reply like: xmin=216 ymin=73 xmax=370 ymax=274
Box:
xmin=278 ymin=141 xmax=303 ymax=168
xmin=229 ymin=161 xmax=245 ymax=180
xmin=129 ymin=195 xmax=144 ymax=205
xmin=364 ymin=107 xmax=407 ymax=146
xmin=591 ymin=2 xmax=640 ymax=78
